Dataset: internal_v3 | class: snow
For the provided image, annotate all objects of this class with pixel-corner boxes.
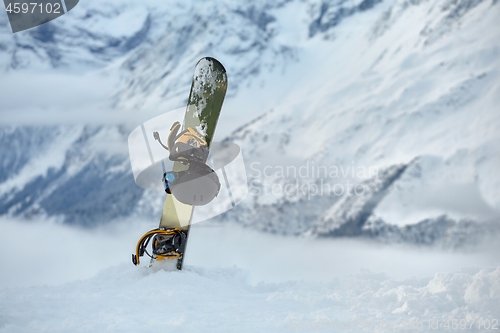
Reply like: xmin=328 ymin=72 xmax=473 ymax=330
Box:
xmin=374 ymin=155 xmax=500 ymax=226
xmin=221 ymin=0 xmax=500 ymax=233
xmin=0 ymin=0 xmax=499 ymax=328
xmin=72 ymin=4 xmax=149 ymax=39
xmin=269 ymin=0 xmax=309 ymax=46
xmin=4 ymin=265 xmax=497 ymax=333
xmin=0 ymin=126 xmax=83 ymax=197
xmin=0 ymin=218 xmax=499 ymax=332
xmin=0 ymin=0 xmax=498 ymax=235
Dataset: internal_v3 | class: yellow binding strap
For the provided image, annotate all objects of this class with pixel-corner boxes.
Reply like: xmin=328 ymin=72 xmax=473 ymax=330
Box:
xmin=134 ymin=228 xmax=181 ymax=265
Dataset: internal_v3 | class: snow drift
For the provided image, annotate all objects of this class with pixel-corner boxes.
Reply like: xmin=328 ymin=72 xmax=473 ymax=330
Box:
xmin=1 ymin=263 xmax=499 ymax=333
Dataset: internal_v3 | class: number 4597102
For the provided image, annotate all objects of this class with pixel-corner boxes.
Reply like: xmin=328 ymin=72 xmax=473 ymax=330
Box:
xmin=5 ymin=2 xmax=61 ymax=14
xmin=443 ymin=319 xmax=498 ymax=330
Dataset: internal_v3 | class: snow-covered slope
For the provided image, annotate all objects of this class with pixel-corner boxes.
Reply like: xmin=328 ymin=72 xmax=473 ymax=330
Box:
xmin=0 ymin=0 xmax=166 ymax=70
xmin=222 ymin=0 xmax=500 ymax=242
xmin=0 ymin=0 xmax=499 ymax=244
xmin=1 ymin=218 xmax=499 ymax=332
xmin=2 ymin=263 xmax=499 ymax=333
xmin=0 ymin=126 xmax=142 ymax=226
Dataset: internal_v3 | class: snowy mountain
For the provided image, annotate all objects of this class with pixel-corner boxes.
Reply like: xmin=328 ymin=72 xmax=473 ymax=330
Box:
xmin=0 ymin=0 xmax=160 ymax=70
xmin=0 ymin=0 xmax=499 ymax=245
xmin=220 ymin=0 xmax=500 ymax=244
xmin=0 ymin=126 xmax=142 ymax=225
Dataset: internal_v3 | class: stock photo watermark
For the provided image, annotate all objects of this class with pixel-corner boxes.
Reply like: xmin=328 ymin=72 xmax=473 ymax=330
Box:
xmin=289 ymin=317 xmax=499 ymax=331
xmin=3 ymin=0 xmax=80 ymax=33
xmin=249 ymin=161 xmax=380 ymax=199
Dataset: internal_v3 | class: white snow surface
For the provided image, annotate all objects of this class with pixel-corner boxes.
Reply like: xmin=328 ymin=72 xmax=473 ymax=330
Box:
xmin=1 ymin=218 xmax=499 ymax=332
xmin=2 ymin=264 xmax=500 ymax=333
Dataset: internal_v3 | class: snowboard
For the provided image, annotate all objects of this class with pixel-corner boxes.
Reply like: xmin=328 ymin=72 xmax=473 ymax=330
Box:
xmin=156 ymin=57 xmax=227 ymax=269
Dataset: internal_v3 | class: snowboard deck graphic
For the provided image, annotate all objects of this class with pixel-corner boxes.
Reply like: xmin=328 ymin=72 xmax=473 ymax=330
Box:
xmin=158 ymin=57 xmax=227 ymax=270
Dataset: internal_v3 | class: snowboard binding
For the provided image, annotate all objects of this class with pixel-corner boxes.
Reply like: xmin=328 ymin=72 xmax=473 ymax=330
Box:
xmin=154 ymin=122 xmax=220 ymax=206
xmin=132 ymin=228 xmax=187 ymax=266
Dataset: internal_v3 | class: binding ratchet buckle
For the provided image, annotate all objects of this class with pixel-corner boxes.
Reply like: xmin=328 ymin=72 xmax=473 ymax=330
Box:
xmin=132 ymin=228 xmax=187 ymax=266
